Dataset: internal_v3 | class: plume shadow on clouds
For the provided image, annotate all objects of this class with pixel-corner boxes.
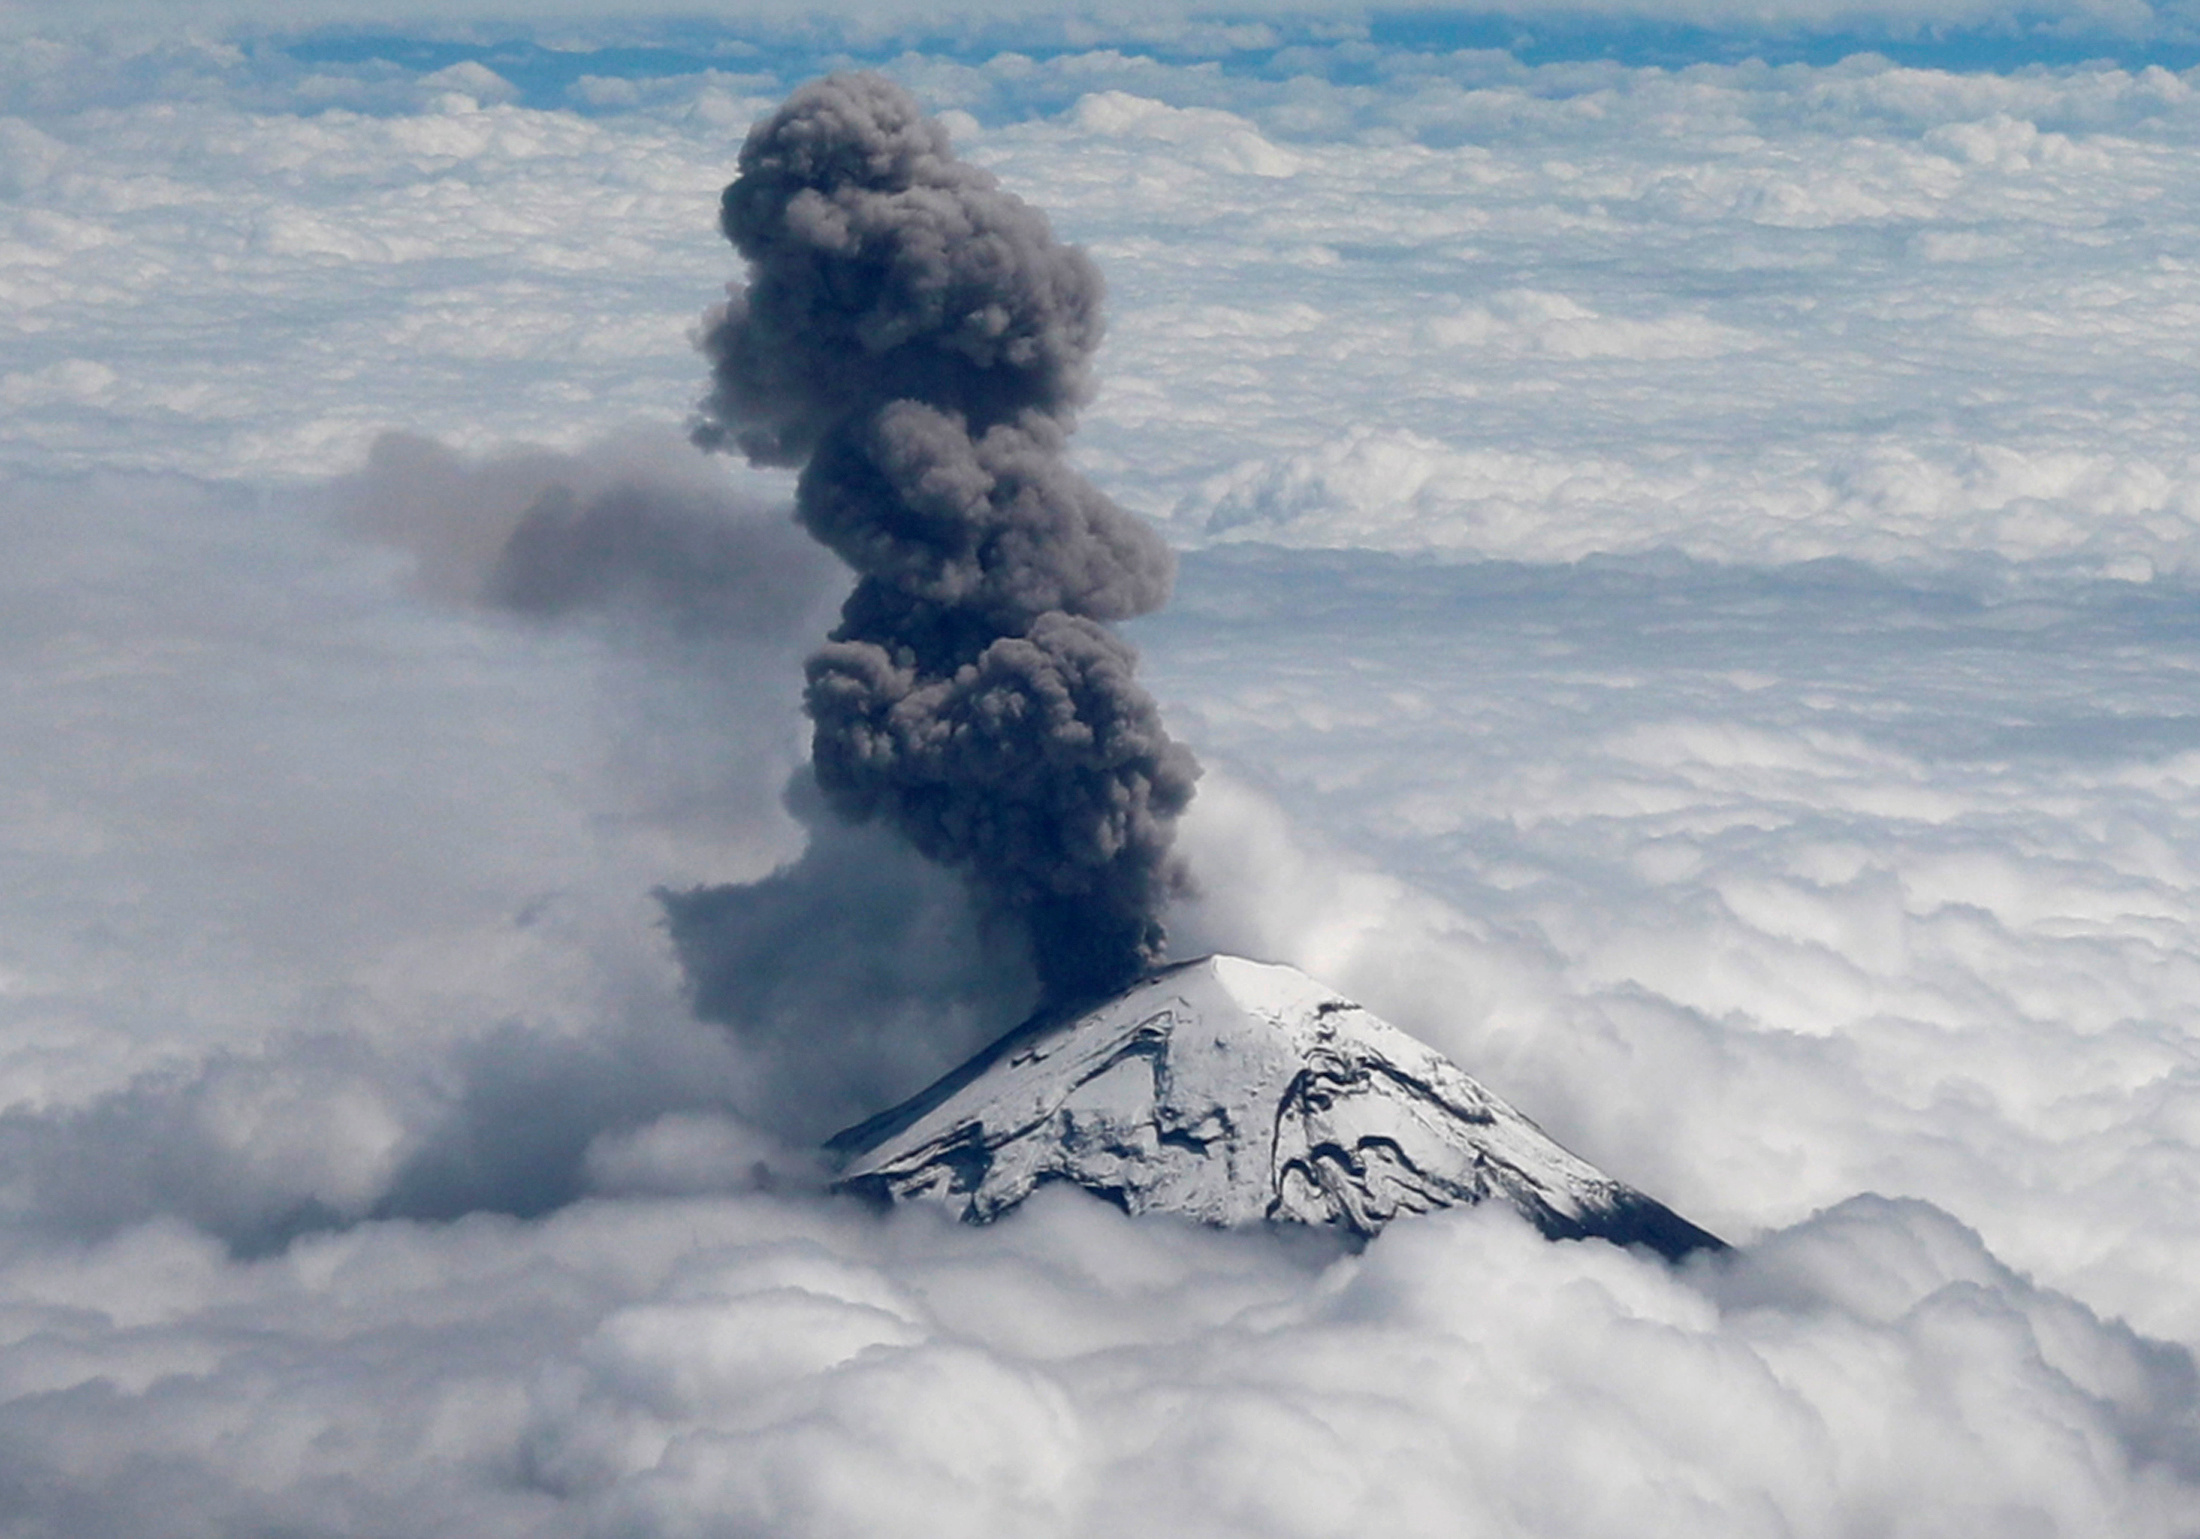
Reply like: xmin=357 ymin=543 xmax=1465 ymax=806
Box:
xmin=0 ymin=1016 xmax=773 ymax=1255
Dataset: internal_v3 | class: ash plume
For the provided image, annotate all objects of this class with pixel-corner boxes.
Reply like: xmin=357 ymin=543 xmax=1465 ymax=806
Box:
xmin=693 ymin=73 xmax=1199 ymax=1000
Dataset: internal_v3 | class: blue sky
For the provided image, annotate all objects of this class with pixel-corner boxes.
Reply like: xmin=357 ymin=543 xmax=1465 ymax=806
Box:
xmin=22 ymin=0 xmax=2200 ymax=102
xmin=274 ymin=12 xmax=2200 ymax=99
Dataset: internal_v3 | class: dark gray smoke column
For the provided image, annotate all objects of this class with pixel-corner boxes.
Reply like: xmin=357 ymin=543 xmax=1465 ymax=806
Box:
xmin=693 ymin=73 xmax=1199 ymax=1000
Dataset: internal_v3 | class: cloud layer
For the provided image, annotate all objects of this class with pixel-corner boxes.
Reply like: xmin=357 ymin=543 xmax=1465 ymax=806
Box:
xmin=1145 ymin=549 xmax=2200 ymax=1347
xmin=0 ymin=1186 xmax=2192 ymax=1537
xmin=9 ymin=455 xmax=2200 ymax=1535
xmin=8 ymin=31 xmax=2200 ymax=1538
xmin=12 ymin=47 xmax=2200 ymax=575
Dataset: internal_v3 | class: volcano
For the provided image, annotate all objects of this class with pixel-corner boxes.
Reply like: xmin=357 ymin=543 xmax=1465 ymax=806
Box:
xmin=827 ymin=955 xmax=1723 ymax=1259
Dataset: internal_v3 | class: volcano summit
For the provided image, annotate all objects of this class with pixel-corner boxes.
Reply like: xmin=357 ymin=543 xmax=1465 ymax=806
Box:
xmin=829 ymin=956 xmax=1724 ymax=1259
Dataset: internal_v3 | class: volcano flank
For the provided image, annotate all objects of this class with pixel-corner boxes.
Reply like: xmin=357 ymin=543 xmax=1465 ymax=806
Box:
xmin=829 ymin=956 xmax=1724 ymax=1259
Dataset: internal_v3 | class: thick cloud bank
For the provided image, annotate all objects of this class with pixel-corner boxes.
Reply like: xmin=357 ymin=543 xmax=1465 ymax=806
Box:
xmin=0 ymin=448 xmax=860 ymax=1256
xmin=0 ymin=1190 xmax=2191 ymax=1537
xmin=5 ymin=469 xmax=2199 ymax=1535
xmin=691 ymin=74 xmax=1198 ymax=999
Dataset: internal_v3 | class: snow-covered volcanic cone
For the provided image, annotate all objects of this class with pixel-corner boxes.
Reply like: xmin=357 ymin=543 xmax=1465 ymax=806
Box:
xmin=829 ymin=956 xmax=1723 ymax=1259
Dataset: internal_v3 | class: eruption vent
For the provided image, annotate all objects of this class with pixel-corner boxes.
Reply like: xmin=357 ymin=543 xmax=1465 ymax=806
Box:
xmin=695 ymin=73 xmax=1199 ymax=1001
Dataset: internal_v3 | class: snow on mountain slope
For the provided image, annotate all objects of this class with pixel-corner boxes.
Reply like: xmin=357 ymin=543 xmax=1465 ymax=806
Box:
xmin=829 ymin=955 xmax=1723 ymax=1259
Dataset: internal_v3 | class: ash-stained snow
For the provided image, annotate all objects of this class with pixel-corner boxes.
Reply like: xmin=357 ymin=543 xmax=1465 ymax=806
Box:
xmin=831 ymin=955 xmax=1723 ymax=1257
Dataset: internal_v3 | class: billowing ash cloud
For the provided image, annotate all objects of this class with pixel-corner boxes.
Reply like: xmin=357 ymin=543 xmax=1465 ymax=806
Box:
xmin=691 ymin=72 xmax=1199 ymax=1001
